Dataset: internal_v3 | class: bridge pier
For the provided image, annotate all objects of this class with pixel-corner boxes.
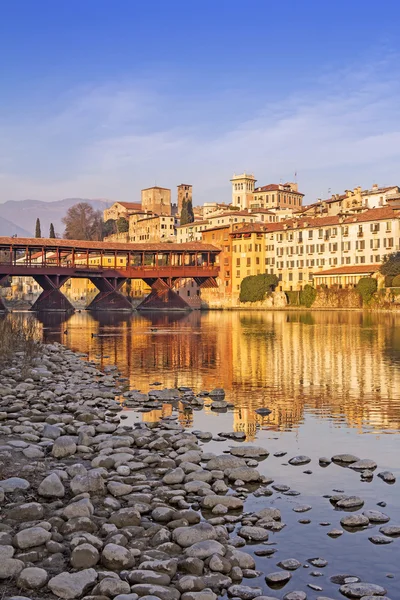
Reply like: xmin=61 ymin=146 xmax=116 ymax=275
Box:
xmin=137 ymin=278 xmax=191 ymax=311
xmin=86 ymin=277 xmax=132 ymax=311
xmin=31 ymin=275 xmax=74 ymax=313
xmin=0 ymin=275 xmax=9 ymax=312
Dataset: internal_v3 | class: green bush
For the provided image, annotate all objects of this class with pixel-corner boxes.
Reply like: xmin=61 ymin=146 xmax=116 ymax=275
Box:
xmin=392 ymin=274 xmax=400 ymax=287
xmin=239 ymin=273 xmax=278 ymax=303
xmin=299 ymin=285 xmax=317 ymax=307
xmin=356 ymin=277 xmax=377 ymax=304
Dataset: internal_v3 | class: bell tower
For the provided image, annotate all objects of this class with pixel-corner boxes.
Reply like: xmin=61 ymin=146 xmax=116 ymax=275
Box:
xmin=231 ymin=173 xmax=256 ymax=210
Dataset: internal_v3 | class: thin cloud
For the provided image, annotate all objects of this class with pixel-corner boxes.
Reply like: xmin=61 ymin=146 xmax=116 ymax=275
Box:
xmin=0 ymin=56 xmax=400 ymax=204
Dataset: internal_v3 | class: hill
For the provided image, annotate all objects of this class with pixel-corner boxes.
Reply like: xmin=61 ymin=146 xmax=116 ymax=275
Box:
xmin=0 ymin=198 xmax=112 ymax=237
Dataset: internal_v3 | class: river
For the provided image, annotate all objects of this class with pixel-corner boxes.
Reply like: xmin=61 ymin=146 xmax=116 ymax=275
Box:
xmin=22 ymin=310 xmax=400 ymax=597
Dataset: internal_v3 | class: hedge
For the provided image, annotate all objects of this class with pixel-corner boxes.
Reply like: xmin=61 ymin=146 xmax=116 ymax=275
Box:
xmin=392 ymin=274 xmax=400 ymax=287
xmin=299 ymin=285 xmax=317 ymax=307
xmin=239 ymin=273 xmax=278 ymax=303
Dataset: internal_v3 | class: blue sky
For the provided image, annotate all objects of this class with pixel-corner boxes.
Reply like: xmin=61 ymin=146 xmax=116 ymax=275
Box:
xmin=1 ymin=0 xmax=400 ymax=205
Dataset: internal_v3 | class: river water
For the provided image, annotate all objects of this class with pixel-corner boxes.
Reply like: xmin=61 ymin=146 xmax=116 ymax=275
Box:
xmin=28 ymin=310 xmax=400 ymax=597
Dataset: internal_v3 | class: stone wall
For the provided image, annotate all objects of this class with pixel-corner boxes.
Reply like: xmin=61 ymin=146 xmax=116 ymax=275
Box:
xmin=312 ymin=288 xmax=362 ymax=309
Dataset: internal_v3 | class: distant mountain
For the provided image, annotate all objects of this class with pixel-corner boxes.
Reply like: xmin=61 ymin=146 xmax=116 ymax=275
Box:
xmin=0 ymin=198 xmax=112 ymax=238
xmin=0 ymin=216 xmax=31 ymax=237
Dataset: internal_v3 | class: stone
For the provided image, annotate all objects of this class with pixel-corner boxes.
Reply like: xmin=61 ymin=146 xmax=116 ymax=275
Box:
xmin=109 ymin=507 xmax=141 ymax=528
xmin=238 ymin=526 xmax=269 ymax=542
xmin=52 ymin=435 xmax=77 ymax=458
xmin=0 ymin=477 xmax=30 ymax=492
xmin=255 ymin=407 xmax=272 ymax=415
xmin=48 ymin=568 xmax=98 ymax=599
xmin=293 ymin=505 xmax=312 ymax=513
xmin=71 ymin=543 xmax=100 ymax=568
xmin=14 ymin=527 xmax=51 ymax=549
xmin=225 ymin=467 xmax=261 ymax=482
xmin=163 ymin=467 xmax=185 ymax=484
xmin=255 ymin=507 xmax=281 ymax=521
xmin=128 ymin=570 xmax=171 ymax=586
xmin=339 ymin=582 xmax=387 ymax=598
xmin=308 ymin=558 xmax=328 ymax=568
xmin=288 ymin=455 xmax=311 ymax=466
xmin=38 ymin=473 xmax=65 ymax=498
xmin=8 ymin=502 xmax=44 ymax=521
xmin=229 ymin=446 xmax=269 ymax=458
xmin=107 ymin=481 xmax=133 ymax=497
xmin=340 ymin=514 xmax=369 ymax=528
xmin=174 ymin=523 xmax=217 ymax=548
xmin=63 ymin=498 xmax=94 ymax=519
xmin=331 ymin=454 xmax=360 ymax=464
xmin=17 ymin=567 xmax=48 ymax=589
xmin=101 ymin=543 xmax=135 ymax=570
xmin=278 ymin=559 xmax=302 ymax=570
xmin=130 ymin=584 xmax=180 ymax=600
xmin=95 ymin=578 xmax=131 ymax=596
xmin=369 ymin=535 xmax=393 ymax=545
xmin=227 ymin=585 xmax=263 ymax=599
xmin=205 ymin=455 xmax=247 ymax=471
xmin=70 ymin=471 xmax=105 ymax=495
xmin=330 ymin=575 xmax=361 ymax=584
xmin=336 ymin=496 xmax=364 ymax=509
xmin=327 ymin=529 xmax=343 ymax=537
xmin=363 ymin=510 xmax=390 ymax=523
xmin=379 ymin=525 xmax=400 ymax=537
xmin=202 ymin=495 xmax=243 ymax=510
xmin=283 ymin=593 xmax=307 ymax=600
xmin=0 ymin=558 xmax=25 ymax=580
xmin=348 ymin=459 xmax=377 ymax=471
xmin=265 ymin=571 xmax=292 ymax=585
xmin=378 ymin=471 xmax=396 ymax=483
xmin=182 ymin=592 xmax=217 ymax=600
xmin=185 ymin=540 xmax=225 ymax=559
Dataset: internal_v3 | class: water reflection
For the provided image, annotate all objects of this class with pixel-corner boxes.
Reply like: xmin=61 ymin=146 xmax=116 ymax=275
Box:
xmin=13 ymin=309 xmax=400 ymax=436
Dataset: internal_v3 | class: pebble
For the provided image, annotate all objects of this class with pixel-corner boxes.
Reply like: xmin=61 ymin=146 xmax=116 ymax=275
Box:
xmin=378 ymin=471 xmax=396 ymax=483
xmin=339 ymin=582 xmax=387 ymax=597
xmin=277 ymin=559 xmax=302 ymax=570
xmin=265 ymin=571 xmax=292 ymax=585
xmin=340 ymin=514 xmax=370 ymax=528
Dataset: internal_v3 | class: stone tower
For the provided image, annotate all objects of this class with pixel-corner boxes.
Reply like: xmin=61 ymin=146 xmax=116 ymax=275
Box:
xmin=177 ymin=184 xmax=192 ymax=215
xmin=141 ymin=186 xmax=172 ymax=215
xmin=231 ymin=173 xmax=257 ymax=210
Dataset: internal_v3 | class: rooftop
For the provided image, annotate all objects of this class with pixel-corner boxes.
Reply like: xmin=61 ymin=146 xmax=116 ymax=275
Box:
xmin=315 ymin=265 xmax=380 ymax=276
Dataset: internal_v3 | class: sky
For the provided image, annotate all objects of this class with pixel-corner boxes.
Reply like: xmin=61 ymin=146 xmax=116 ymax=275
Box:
xmin=1 ymin=0 xmax=400 ymax=206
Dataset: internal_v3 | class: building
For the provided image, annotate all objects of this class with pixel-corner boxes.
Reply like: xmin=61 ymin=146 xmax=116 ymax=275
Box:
xmin=141 ymin=186 xmax=172 ymax=216
xmin=103 ymin=201 xmax=143 ymax=222
xmin=313 ymin=265 xmax=380 ymax=288
xmin=250 ymin=182 xmax=304 ymax=210
xmin=231 ymin=173 xmax=257 ymax=210
xmin=231 ymin=173 xmax=304 ymax=211
xmin=177 ymin=184 xmax=192 ymax=216
xmin=229 ymin=206 xmax=400 ymax=296
xmin=177 ymin=220 xmax=211 ymax=244
xmin=202 ymin=225 xmax=233 ymax=298
xmin=129 ymin=214 xmax=178 ymax=243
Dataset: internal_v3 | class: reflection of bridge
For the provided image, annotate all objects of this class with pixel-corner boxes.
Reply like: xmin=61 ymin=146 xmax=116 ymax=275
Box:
xmin=0 ymin=237 xmax=220 ymax=312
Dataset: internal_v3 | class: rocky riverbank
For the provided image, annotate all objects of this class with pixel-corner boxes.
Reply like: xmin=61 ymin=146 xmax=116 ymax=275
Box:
xmin=0 ymin=342 xmax=398 ymax=600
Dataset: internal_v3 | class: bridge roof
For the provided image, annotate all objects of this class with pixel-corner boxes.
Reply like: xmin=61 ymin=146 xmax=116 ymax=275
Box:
xmin=0 ymin=237 xmax=219 ymax=253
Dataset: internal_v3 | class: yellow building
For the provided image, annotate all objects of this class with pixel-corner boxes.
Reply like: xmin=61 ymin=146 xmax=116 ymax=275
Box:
xmin=230 ymin=224 xmax=267 ymax=297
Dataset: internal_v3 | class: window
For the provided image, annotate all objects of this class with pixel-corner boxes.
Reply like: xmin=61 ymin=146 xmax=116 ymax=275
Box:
xmin=308 ymin=230 xmax=313 ymax=239
xmin=236 ymin=258 xmax=240 ymax=266
xmin=236 ymin=270 xmax=240 ymax=277
xmin=318 ymin=229 xmax=323 ymax=239
xmin=246 ymin=258 xmax=251 ymax=266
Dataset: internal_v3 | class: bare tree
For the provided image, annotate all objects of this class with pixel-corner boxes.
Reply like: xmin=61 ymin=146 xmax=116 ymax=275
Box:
xmin=62 ymin=202 xmax=104 ymax=240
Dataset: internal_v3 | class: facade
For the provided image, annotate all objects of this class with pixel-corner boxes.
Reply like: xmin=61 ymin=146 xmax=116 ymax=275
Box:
xmin=103 ymin=201 xmax=143 ymax=222
xmin=313 ymin=265 xmax=380 ymax=288
xmin=177 ymin=220 xmax=210 ymax=243
xmin=177 ymin=184 xmax=192 ymax=215
xmin=202 ymin=225 xmax=233 ymax=297
xmin=129 ymin=214 xmax=178 ymax=243
xmin=141 ymin=186 xmax=172 ymax=216
xmin=229 ymin=207 xmax=400 ymax=296
xmin=231 ymin=173 xmax=257 ymax=209
xmin=250 ymin=182 xmax=304 ymax=210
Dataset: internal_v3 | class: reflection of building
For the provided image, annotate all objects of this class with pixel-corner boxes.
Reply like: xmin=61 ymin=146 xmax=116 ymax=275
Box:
xmin=37 ymin=309 xmax=400 ymax=436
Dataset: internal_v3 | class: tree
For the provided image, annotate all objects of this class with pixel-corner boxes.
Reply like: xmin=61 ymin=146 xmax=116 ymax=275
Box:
xmin=49 ymin=223 xmax=56 ymax=238
xmin=102 ymin=219 xmax=117 ymax=238
xmin=186 ymin=199 xmax=194 ymax=224
xmin=62 ymin=202 xmax=104 ymax=241
xmin=117 ymin=217 xmax=129 ymax=233
xmin=239 ymin=273 xmax=278 ymax=303
xmin=180 ymin=199 xmax=194 ymax=226
xmin=356 ymin=277 xmax=377 ymax=304
xmin=380 ymin=252 xmax=400 ymax=278
xmin=35 ymin=218 xmax=41 ymax=238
